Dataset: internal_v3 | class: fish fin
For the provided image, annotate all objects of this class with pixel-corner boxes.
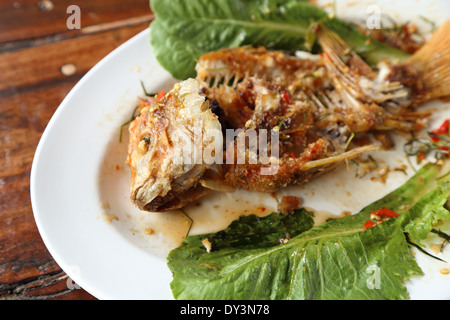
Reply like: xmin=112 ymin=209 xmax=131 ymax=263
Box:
xmin=317 ymin=24 xmax=375 ymax=79
xmin=397 ymin=20 xmax=450 ymax=102
xmin=302 ymin=145 xmax=380 ymax=171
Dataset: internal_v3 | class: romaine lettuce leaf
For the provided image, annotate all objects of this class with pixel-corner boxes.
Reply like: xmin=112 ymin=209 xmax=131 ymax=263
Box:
xmin=167 ymin=164 xmax=450 ymax=300
xmin=208 ymin=208 xmax=315 ymax=250
xmin=149 ymin=0 xmax=410 ymax=80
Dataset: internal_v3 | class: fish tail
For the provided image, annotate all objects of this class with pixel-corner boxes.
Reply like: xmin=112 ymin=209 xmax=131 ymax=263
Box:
xmin=394 ymin=20 xmax=450 ymax=103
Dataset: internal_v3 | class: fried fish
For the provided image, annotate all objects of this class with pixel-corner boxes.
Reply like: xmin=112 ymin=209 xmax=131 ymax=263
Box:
xmin=128 ymin=21 xmax=450 ymax=211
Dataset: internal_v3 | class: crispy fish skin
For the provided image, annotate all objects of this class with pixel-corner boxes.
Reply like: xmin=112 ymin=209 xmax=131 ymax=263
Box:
xmin=196 ymin=46 xmax=325 ymax=129
xmin=219 ymin=77 xmax=378 ymax=193
xmin=127 ymin=79 xmax=222 ymax=212
xmin=196 ymin=45 xmax=424 ymax=135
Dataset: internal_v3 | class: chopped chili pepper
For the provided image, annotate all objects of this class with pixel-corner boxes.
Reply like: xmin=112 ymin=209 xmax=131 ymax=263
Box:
xmin=438 ymin=146 xmax=450 ymax=157
xmin=371 ymin=208 xmax=399 ymax=218
xmin=157 ymin=90 xmax=165 ymax=101
xmin=282 ymin=92 xmax=291 ymax=104
xmin=417 ymin=149 xmax=426 ymax=163
xmin=363 ymin=220 xmax=376 ymax=230
xmin=402 ymin=25 xmax=411 ymax=40
xmin=363 ymin=208 xmax=399 ymax=230
xmin=430 ymin=119 xmax=449 ymax=142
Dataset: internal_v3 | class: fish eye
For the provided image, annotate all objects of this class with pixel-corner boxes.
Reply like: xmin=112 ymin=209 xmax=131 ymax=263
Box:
xmin=138 ymin=135 xmax=151 ymax=153
xmin=142 ymin=136 xmax=151 ymax=144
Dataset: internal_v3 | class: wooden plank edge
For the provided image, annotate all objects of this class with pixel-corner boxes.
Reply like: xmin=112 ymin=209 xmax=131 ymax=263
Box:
xmin=0 ymin=13 xmax=154 ymax=54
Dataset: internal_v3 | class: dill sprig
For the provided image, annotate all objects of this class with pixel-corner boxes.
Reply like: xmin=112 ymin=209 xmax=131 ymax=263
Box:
xmin=180 ymin=208 xmax=194 ymax=238
xmin=119 ymin=106 xmax=139 ymax=143
xmin=419 ymin=15 xmax=437 ymax=33
xmin=405 ymin=233 xmax=447 ymax=263
xmin=404 ymin=125 xmax=450 ymax=164
xmin=344 ymin=132 xmax=355 ymax=151
xmin=119 ymin=80 xmax=158 ymax=143
xmin=431 ymin=229 xmax=450 ymax=252
xmin=431 ymin=229 xmax=450 ymax=242
xmin=140 ymin=80 xmax=158 ymax=97
xmin=314 ymin=112 xmax=333 ymax=122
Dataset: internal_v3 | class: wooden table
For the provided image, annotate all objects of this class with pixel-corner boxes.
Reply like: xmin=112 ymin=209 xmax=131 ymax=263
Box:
xmin=0 ymin=0 xmax=154 ymax=300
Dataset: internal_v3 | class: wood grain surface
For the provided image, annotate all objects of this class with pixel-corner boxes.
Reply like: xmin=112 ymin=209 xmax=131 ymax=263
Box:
xmin=0 ymin=0 xmax=153 ymax=300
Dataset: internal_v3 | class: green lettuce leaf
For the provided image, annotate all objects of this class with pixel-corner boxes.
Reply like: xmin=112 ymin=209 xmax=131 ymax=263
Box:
xmin=402 ymin=180 xmax=450 ymax=245
xmin=208 ymin=208 xmax=315 ymax=250
xmin=167 ymin=164 xmax=450 ymax=300
xmin=149 ymin=0 xmax=410 ymax=80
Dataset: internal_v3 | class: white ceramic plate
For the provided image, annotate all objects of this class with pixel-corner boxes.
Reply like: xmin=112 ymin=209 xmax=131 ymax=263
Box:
xmin=31 ymin=1 xmax=450 ymax=300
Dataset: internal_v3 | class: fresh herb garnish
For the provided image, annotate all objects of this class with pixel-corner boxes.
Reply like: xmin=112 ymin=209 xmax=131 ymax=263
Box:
xmin=140 ymin=80 xmax=157 ymax=97
xmin=119 ymin=106 xmax=139 ymax=143
xmin=419 ymin=15 xmax=437 ymax=33
xmin=405 ymin=233 xmax=446 ymax=263
xmin=167 ymin=163 xmax=450 ymax=300
xmin=431 ymin=228 xmax=450 ymax=241
xmin=314 ymin=112 xmax=333 ymax=122
xmin=344 ymin=131 xmax=355 ymax=151
xmin=179 ymin=208 xmax=193 ymax=238
xmin=404 ymin=120 xmax=450 ymax=164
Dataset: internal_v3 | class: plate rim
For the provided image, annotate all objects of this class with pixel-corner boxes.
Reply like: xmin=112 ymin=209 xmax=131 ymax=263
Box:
xmin=29 ymin=28 xmax=153 ymax=300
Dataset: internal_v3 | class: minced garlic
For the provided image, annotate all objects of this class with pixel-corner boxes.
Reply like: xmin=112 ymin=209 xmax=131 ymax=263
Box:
xmin=202 ymin=238 xmax=212 ymax=253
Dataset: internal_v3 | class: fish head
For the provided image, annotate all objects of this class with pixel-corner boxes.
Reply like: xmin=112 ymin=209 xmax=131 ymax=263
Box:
xmin=127 ymin=79 xmax=223 ymax=212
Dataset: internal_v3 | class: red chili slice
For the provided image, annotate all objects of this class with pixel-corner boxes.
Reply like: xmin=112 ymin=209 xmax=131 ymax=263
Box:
xmin=371 ymin=208 xmax=399 ymax=218
xmin=363 ymin=220 xmax=376 ymax=230
xmin=282 ymin=92 xmax=291 ymax=104
xmin=157 ymin=90 xmax=165 ymax=101
xmin=363 ymin=208 xmax=399 ymax=230
xmin=430 ymin=119 xmax=449 ymax=142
